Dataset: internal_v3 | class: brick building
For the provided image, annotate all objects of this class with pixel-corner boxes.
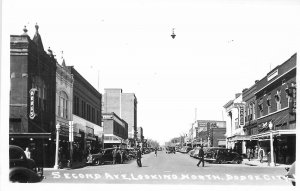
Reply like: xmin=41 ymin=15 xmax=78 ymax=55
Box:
xmin=195 ymin=120 xmax=226 ymax=147
xmin=67 ymin=66 xmax=103 ymax=156
xmin=102 ymin=112 xmax=128 ymax=148
xmin=9 ymin=25 xmax=57 ymax=167
xmin=103 ymin=88 xmax=137 ymax=147
xmin=250 ymin=53 xmax=296 ymax=165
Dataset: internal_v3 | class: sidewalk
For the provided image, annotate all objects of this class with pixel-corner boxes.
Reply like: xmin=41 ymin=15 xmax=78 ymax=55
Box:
xmin=44 ymin=161 xmax=86 ymax=171
xmin=243 ymin=158 xmax=290 ymax=168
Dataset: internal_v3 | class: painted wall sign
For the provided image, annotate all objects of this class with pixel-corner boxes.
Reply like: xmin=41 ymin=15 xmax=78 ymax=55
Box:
xmin=29 ymin=88 xmax=37 ymax=119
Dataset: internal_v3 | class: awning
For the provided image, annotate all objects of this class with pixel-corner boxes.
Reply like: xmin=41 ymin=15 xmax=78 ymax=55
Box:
xmin=250 ymin=129 xmax=296 ymax=139
xmin=9 ymin=133 xmax=51 ymax=139
xmin=227 ymin=135 xmax=251 ymax=142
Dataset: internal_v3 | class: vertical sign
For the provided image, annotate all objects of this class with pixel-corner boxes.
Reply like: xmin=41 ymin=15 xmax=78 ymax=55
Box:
xmin=239 ymin=106 xmax=245 ymax=126
xmin=29 ymin=88 xmax=37 ymax=119
xmin=292 ymin=87 xmax=296 ymax=114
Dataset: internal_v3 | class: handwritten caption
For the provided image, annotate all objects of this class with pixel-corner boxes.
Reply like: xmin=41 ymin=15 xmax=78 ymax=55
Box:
xmin=52 ymin=172 xmax=287 ymax=182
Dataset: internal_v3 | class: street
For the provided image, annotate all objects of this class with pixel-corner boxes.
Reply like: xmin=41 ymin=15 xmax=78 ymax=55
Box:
xmin=42 ymin=151 xmax=291 ymax=185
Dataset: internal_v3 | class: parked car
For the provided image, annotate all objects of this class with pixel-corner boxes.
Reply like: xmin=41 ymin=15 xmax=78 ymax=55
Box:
xmin=191 ymin=147 xmax=201 ymax=158
xmin=179 ymin=146 xmax=192 ymax=154
xmin=166 ymin=146 xmax=176 ymax=154
xmin=203 ymin=147 xmax=228 ymax=162
xmin=9 ymin=145 xmax=43 ymax=183
xmin=86 ymin=149 xmax=104 ymax=165
xmin=214 ymin=151 xmax=243 ymax=164
xmin=284 ymin=161 xmax=295 ymax=186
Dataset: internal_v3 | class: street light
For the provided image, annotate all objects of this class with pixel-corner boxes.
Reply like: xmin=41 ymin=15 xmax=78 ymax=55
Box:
xmin=54 ymin=123 xmax=61 ymax=169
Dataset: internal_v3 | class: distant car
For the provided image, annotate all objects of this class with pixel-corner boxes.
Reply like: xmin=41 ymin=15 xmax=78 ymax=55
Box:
xmin=180 ymin=146 xmax=192 ymax=154
xmin=284 ymin=161 xmax=295 ymax=186
xmin=166 ymin=146 xmax=176 ymax=154
xmin=214 ymin=151 xmax=243 ymax=164
xmin=9 ymin=145 xmax=43 ymax=183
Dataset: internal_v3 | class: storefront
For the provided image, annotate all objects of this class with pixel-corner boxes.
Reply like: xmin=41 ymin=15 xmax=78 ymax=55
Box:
xmin=251 ymin=129 xmax=296 ymax=165
xmin=226 ymin=135 xmax=250 ymax=155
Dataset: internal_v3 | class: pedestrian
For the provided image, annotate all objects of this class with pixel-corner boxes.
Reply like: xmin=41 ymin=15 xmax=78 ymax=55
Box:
xmin=118 ymin=148 xmax=123 ymax=164
xmin=136 ymin=147 xmax=142 ymax=167
xmin=267 ymin=149 xmax=271 ymax=166
xmin=154 ymin=148 xmax=157 ymax=157
xmin=259 ymin=147 xmax=264 ymax=163
xmin=24 ymin=147 xmax=31 ymax=159
xmin=197 ymin=145 xmax=205 ymax=167
xmin=112 ymin=148 xmax=117 ymax=164
xmin=247 ymin=148 xmax=251 ymax=161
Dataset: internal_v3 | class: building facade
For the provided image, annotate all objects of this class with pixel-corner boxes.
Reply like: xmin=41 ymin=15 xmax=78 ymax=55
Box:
xmin=194 ymin=120 xmax=226 ymax=147
xmin=103 ymin=88 xmax=137 ymax=147
xmin=55 ymin=55 xmax=74 ymax=165
xmin=102 ymin=112 xmax=128 ymax=148
xmin=250 ymin=53 xmax=296 ymax=165
xmin=67 ymin=66 xmax=103 ymax=157
xmin=223 ymin=93 xmax=248 ymax=154
xmin=9 ymin=25 xmax=57 ymax=167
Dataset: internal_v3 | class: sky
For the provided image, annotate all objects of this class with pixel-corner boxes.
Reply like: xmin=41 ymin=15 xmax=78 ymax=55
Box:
xmin=2 ymin=0 xmax=300 ymax=145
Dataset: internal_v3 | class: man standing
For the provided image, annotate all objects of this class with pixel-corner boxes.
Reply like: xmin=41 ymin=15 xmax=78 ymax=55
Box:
xmin=136 ymin=147 xmax=142 ymax=167
xmin=154 ymin=148 xmax=157 ymax=157
xmin=112 ymin=148 xmax=117 ymax=165
xmin=197 ymin=145 xmax=205 ymax=167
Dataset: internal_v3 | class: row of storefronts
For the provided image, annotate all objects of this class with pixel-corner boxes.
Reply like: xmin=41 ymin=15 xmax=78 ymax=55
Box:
xmin=223 ymin=53 xmax=296 ymax=165
xmin=9 ymin=25 xmax=140 ymax=167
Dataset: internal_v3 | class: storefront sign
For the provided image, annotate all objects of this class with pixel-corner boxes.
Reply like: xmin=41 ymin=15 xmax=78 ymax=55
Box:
xmin=29 ymin=88 xmax=37 ymax=119
xmin=239 ymin=106 xmax=245 ymax=126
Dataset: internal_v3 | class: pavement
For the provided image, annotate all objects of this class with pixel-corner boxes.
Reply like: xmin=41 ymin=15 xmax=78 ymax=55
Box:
xmin=44 ymin=161 xmax=86 ymax=171
xmin=242 ymin=158 xmax=290 ymax=168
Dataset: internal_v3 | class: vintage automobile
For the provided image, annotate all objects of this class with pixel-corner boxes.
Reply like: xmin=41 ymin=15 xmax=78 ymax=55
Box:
xmin=179 ymin=146 xmax=192 ymax=154
xmin=86 ymin=149 xmax=104 ymax=165
xmin=203 ymin=147 xmax=229 ymax=162
xmin=214 ymin=151 xmax=243 ymax=164
xmin=9 ymin=145 xmax=43 ymax=183
xmin=166 ymin=146 xmax=176 ymax=154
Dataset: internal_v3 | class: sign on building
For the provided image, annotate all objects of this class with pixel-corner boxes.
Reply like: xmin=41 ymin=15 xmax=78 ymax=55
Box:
xmin=239 ymin=106 xmax=245 ymax=126
xmin=29 ymin=88 xmax=37 ymax=119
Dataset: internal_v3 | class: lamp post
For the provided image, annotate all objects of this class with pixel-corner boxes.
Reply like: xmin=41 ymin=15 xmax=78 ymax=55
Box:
xmin=54 ymin=123 xmax=61 ymax=169
xmin=269 ymin=121 xmax=275 ymax=167
xmin=69 ymin=121 xmax=74 ymax=168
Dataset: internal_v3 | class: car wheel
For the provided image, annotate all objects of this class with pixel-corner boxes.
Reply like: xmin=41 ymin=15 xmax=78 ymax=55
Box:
xmin=10 ymin=174 xmax=29 ymax=183
xmin=94 ymin=159 xmax=100 ymax=166
xmin=236 ymin=160 xmax=241 ymax=164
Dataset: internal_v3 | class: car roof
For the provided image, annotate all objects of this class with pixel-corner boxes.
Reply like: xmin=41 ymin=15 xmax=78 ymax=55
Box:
xmin=9 ymin=145 xmax=24 ymax=151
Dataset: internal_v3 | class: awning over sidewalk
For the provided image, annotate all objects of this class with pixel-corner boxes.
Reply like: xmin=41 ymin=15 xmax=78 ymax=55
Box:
xmin=250 ymin=129 xmax=296 ymax=140
xmin=10 ymin=133 xmax=51 ymax=139
xmin=227 ymin=135 xmax=251 ymax=142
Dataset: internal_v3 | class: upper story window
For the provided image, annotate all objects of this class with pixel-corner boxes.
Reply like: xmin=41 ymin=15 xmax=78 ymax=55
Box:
xmin=267 ymin=94 xmax=271 ymax=114
xmin=235 ymin=118 xmax=239 ymax=129
xmin=258 ymin=98 xmax=263 ymax=117
xmin=58 ymin=91 xmax=69 ymax=119
xmin=252 ymin=102 xmax=256 ymax=119
xmin=275 ymin=90 xmax=281 ymax=110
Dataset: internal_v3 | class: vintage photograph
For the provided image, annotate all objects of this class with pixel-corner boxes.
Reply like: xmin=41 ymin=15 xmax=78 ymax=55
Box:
xmin=0 ymin=0 xmax=298 ymax=189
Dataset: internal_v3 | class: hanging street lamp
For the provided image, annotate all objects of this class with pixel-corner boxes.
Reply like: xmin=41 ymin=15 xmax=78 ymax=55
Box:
xmin=171 ymin=28 xmax=176 ymax=39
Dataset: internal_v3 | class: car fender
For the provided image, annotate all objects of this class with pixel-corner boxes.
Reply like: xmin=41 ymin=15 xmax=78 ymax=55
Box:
xmin=10 ymin=167 xmax=42 ymax=183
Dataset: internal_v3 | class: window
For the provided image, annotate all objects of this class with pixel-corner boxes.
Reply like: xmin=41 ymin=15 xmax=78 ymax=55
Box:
xmin=81 ymin=101 xmax=86 ymax=118
xmin=58 ymin=91 xmax=69 ymax=119
xmin=275 ymin=90 xmax=281 ymax=110
xmin=92 ymin=108 xmax=95 ymax=123
xmin=235 ymin=118 xmax=239 ymax=129
xmin=267 ymin=94 xmax=271 ymax=114
xmin=258 ymin=98 xmax=263 ymax=117
xmin=252 ymin=102 xmax=256 ymax=119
